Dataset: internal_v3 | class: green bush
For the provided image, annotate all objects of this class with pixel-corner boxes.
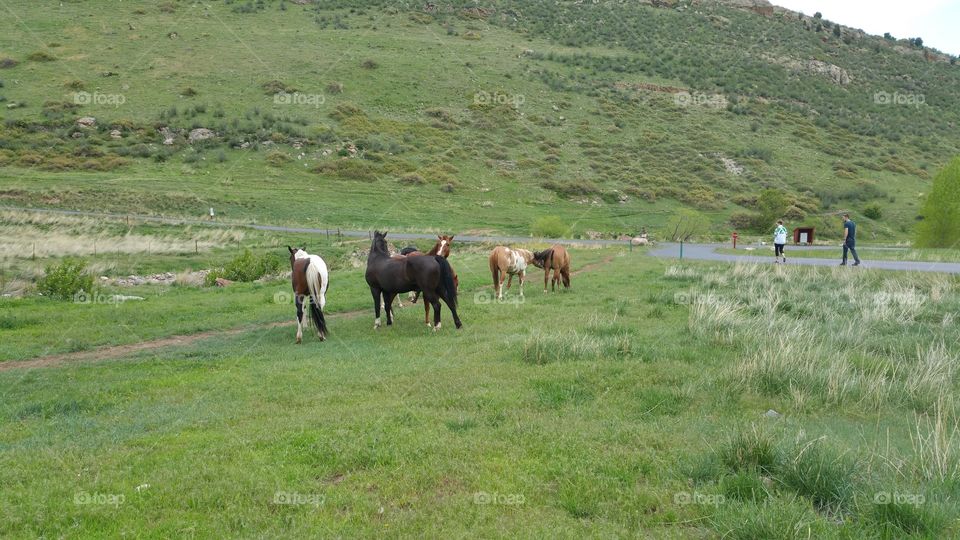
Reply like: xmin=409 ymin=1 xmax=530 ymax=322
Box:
xmin=863 ymin=203 xmax=883 ymax=220
xmin=205 ymin=250 xmax=282 ymax=286
xmin=915 ymin=156 xmax=960 ymax=248
xmin=36 ymin=258 xmax=94 ymax=300
xmin=531 ymin=215 xmax=569 ymax=238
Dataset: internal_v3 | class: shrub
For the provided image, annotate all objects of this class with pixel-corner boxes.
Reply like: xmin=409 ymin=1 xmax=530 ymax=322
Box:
xmin=265 ymin=150 xmax=292 ymax=167
xmin=863 ymin=203 xmax=883 ymax=220
xmin=261 ymin=80 xmax=296 ymax=95
xmin=531 ymin=215 xmax=569 ymax=238
xmin=206 ymin=250 xmax=282 ymax=285
xmin=27 ymin=51 xmax=56 ymax=62
xmin=915 ymin=156 xmax=960 ymax=248
xmin=37 ymin=258 xmax=94 ymax=300
xmin=361 ymin=59 xmax=378 ymax=69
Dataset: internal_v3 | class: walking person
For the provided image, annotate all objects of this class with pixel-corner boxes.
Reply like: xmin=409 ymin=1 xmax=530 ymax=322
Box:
xmin=773 ymin=220 xmax=788 ymax=264
xmin=840 ymin=213 xmax=861 ymax=266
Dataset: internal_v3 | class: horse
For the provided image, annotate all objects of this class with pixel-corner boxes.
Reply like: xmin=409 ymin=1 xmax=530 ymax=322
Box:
xmin=532 ymin=244 xmax=571 ymax=292
xmin=365 ymin=231 xmax=462 ymax=331
xmin=287 ymin=246 xmax=329 ymax=344
xmin=488 ymin=246 xmax=534 ymax=300
xmin=397 ymin=236 xmax=459 ymax=325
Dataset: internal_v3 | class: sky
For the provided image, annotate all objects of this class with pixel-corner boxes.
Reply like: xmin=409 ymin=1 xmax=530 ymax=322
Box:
xmin=773 ymin=0 xmax=960 ymax=56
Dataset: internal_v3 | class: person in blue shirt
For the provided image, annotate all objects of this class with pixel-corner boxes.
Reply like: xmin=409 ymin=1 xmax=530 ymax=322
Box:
xmin=840 ymin=213 xmax=861 ymax=266
xmin=773 ymin=220 xmax=788 ymax=264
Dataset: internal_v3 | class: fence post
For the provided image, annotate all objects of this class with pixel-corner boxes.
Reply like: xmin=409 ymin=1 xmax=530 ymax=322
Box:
xmin=195 ymin=240 xmax=198 ymax=254
xmin=679 ymin=240 xmax=684 ymax=260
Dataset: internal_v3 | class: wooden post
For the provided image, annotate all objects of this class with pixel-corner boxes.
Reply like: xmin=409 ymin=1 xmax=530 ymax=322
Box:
xmin=195 ymin=240 xmax=198 ymax=254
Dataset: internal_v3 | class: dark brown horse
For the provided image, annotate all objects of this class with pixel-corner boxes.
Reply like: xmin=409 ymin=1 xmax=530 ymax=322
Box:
xmin=365 ymin=231 xmax=461 ymax=331
xmin=288 ymin=246 xmax=329 ymax=344
xmin=398 ymin=235 xmax=459 ymax=325
xmin=532 ymin=244 xmax=571 ymax=292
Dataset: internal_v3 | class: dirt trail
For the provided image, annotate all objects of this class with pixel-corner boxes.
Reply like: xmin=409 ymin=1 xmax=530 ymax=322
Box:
xmin=1 ymin=255 xmax=616 ymax=372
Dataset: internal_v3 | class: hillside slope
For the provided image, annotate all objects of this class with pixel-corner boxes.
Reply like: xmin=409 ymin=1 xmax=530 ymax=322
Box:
xmin=0 ymin=0 xmax=957 ymax=240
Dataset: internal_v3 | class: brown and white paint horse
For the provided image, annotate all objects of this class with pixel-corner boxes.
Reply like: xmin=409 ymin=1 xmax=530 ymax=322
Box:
xmin=532 ymin=244 xmax=571 ymax=293
xmin=288 ymin=246 xmax=329 ymax=344
xmin=488 ymin=246 xmax=534 ymax=299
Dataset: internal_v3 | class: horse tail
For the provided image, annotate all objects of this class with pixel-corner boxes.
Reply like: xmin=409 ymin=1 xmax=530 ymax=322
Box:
xmin=489 ymin=253 xmax=500 ymax=290
xmin=305 ymin=259 xmax=328 ymax=338
xmin=436 ymin=255 xmax=458 ymax=309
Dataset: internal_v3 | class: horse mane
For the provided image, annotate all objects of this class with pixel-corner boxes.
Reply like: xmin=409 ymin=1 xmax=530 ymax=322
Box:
xmin=400 ymin=246 xmax=419 ymax=256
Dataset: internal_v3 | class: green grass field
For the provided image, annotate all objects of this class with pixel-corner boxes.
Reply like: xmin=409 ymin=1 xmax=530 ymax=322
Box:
xmin=3 ymin=0 xmax=960 ymax=536
xmin=2 ymin=219 xmax=959 ymax=536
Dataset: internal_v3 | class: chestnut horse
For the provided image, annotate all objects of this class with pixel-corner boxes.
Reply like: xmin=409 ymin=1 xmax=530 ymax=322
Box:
xmin=488 ymin=246 xmax=534 ymax=299
xmin=288 ymin=246 xmax=329 ymax=344
xmin=532 ymin=245 xmax=570 ymax=292
xmin=365 ymin=231 xmax=461 ymax=331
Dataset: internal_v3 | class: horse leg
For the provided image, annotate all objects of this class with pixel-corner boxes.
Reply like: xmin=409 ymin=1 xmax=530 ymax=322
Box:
xmin=498 ymin=271 xmax=507 ymax=301
xmin=519 ymin=271 xmax=525 ymax=297
xmin=424 ymin=299 xmax=431 ymax=327
xmin=561 ymin=266 xmax=571 ymax=289
xmin=543 ymin=268 xmax=549 ymax=293
xmin=431 ymin=297 xmax=443 ymax=331
xmin=384 ymin=292 xmax=397 ymax=325
xmin=439 ymin=290 xmax=463 ymax=329
xmin=371 ymin=287 xmax=382 ymax=329
xmin=295 ymin=294 xmax=304 ymax=344
xmin=506 ymin=273 xmax=513 ymax=290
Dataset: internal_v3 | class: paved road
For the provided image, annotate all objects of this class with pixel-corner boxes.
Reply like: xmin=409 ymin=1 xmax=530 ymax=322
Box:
xmin=650 ymin=243 xmax=960 ymax=274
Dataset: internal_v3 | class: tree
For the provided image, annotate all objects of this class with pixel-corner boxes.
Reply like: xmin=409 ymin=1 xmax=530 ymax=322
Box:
xmin=756 ymin=189 xmax=790 ymax=229
xmin=665 ymin=209 xmax=709 ymax=241
xmin=833 ymin=25 xmax=841 ymax=38
xmin=883 ymin=32 xmax=894 ymax=41
xmin=915 ymin=157 xmax=960 ymax=248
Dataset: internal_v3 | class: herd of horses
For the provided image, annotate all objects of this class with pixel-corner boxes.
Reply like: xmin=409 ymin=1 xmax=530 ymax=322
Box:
xmin=286 ymin=231 xmax=571 ymax=343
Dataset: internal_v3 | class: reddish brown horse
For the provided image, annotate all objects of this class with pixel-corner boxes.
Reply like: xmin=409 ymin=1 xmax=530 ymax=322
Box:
xmin=532 ymin=245 xmax=571 ymax=292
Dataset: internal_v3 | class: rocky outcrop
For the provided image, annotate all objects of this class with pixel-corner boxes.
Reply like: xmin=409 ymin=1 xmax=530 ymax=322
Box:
xmin=188 ymin=128 xmax=216 ymax=143
xmin=765 ymin=55 xmax=851 ymax=86
xmin=716 ymin=0 xmax=774 ymax=17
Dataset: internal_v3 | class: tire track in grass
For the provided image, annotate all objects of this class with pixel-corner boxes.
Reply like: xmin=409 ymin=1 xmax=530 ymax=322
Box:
xmin=1 ymin=255 xmax=617 ymax=372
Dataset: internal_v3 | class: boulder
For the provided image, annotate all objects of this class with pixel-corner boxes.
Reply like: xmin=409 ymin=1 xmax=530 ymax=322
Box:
xmin=188 ymin=128 xmax=216 ymax=143
xmin=76 ymin=116 xmax=96 ymax=128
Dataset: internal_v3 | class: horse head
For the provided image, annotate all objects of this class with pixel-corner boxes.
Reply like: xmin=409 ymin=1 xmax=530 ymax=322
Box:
xmin=531 ymin=249 xmax=552 ymax=268
xmin=288 ymin=245 xmax=309 ymax=261
xmin=435 ymin=234 xmax=455 ymax=258
xmin=370 ymin=231 xmax=390 ymax=256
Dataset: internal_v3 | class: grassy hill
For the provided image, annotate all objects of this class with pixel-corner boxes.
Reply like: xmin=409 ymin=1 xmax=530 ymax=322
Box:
xmin=1 ymin=0 xmax=958 ymax=240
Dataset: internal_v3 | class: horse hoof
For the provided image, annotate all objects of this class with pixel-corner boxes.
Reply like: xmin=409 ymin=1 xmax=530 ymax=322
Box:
xmin=433 ymin=323 xmax=441 ymax=332
xmin=296 ymin=338 xmax=302 ymax=344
